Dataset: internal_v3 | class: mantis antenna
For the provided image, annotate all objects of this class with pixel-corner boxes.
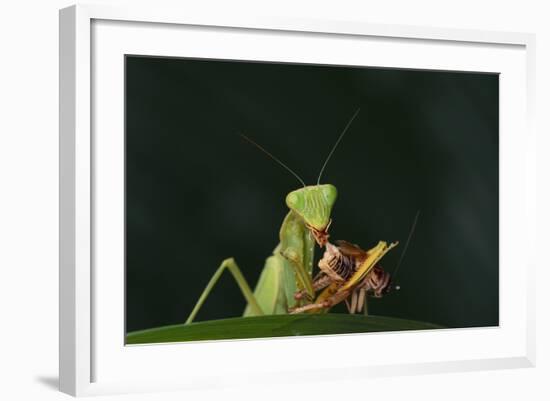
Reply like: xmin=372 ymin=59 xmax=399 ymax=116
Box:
xmin=317 ymin=108 xmax=361 ymax=185
xmin=392 ymin=209 xmax=421 ymax=285
xmin=241 ymin=134 xmax=306 ymax=188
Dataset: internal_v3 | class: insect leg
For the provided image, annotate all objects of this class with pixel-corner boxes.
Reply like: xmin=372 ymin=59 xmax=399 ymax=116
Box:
xmin=344 ymin=298 xmax=352 ymax=311
xmin=280 ymin=249 xmax=315 ymax=299
xmin=357 ymin=287 xmax=367 ymax=315
xmin=289 ymin=301 xmax=330 ymax=314
xmin=292 ymin=274 xmax=331 ymax=313
xmin=312 ymin=273 xmax=333 ymax=291
xmin=294 ymin=273 xmax=332 ymax=301
xmin=290 ymin=287 xmax=351 ymax=314
xmin=349 ymin=290 xmax=359 ymax=314
xmin=185 ymin=258 xmax=263 ymax=324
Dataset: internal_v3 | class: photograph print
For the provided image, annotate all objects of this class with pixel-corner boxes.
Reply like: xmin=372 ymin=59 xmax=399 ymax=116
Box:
xmin=124 ymin=55 xmax=499 ymax=344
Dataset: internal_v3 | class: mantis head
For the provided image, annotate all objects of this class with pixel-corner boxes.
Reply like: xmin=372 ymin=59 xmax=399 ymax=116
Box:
xmin=286 ymin=184 xmax=337 ymax=247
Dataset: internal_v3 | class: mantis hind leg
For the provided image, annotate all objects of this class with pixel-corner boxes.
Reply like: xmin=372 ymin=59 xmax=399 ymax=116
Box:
xmin=185 ymin=258 xmax=264 ymax=324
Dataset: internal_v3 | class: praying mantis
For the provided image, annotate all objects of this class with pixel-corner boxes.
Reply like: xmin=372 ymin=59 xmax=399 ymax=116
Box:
xmin=185 ymin=109 xmax=400 ymax=324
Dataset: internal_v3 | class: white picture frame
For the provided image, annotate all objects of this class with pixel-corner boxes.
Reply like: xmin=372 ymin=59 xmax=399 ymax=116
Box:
xmin=59 ymin=3 xmax=536 ymax=397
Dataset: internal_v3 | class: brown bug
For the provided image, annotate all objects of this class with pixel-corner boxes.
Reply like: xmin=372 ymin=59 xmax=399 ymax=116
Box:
xmin=290 ymin=240 xmax=399 ymax=314
xmin=290 ymin=210 xmax=420 ymax=314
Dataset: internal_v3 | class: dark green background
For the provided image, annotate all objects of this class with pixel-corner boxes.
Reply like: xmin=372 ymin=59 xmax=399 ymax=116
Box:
xmin=125 ymin=56 xmax=499 ymax=333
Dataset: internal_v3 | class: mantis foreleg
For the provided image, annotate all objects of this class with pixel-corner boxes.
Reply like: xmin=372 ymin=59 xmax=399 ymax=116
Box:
xmin=185 ymin=258 xmax=263 ymax=324
xmin=279 ymin=211 xmax=315 ymax=303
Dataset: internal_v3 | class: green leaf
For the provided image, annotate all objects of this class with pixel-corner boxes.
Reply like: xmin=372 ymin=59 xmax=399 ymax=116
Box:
xmin=126 ymin=314 xmax=444 ymax=345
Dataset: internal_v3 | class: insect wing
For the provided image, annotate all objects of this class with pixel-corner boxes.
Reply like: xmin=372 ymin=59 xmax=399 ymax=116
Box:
xmin=334 ymin=240 xmax=368 ymax=258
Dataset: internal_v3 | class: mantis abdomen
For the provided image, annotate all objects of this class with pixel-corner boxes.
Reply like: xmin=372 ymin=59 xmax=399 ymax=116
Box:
xmin=244 ymin=210 xmax=315 ymax=316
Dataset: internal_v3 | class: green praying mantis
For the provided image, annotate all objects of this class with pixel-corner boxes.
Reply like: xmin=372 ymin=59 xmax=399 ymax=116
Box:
xmin=185 ymin=109 xmax=400 ymax=324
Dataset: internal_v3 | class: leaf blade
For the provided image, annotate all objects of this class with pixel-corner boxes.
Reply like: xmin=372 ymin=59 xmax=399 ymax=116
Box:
xmin=126 ymin=314 xmax=445 ymax=344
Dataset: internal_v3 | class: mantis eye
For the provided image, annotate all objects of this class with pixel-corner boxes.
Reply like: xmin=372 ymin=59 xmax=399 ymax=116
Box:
xmin=320 ymin=184 xmax=337 ymax=205
xmin=286 ymin=192 xmax=299 ymax=208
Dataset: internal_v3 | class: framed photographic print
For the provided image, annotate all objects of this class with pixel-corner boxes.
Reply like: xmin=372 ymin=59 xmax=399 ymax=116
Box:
xmin=59 ymin=4 xmax=536 ymax=396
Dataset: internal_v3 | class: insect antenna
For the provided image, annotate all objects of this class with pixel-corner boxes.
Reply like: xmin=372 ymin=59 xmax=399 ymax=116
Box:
xmin=317 ymin=108 xmax=361 ymax=185
xmin=240 ymin=133 xmax=306 ymax=188
xmin=392 ymin=210 xmax=421 ymax=288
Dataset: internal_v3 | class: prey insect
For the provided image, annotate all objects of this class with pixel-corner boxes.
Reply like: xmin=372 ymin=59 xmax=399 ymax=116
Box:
xmin=185 ymin=109 xmax=361 ymax=324
xmin=291 ymin=210 xmax=420 ymax=314
xmin=291 ymin=240 xmax=398 ymax=314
